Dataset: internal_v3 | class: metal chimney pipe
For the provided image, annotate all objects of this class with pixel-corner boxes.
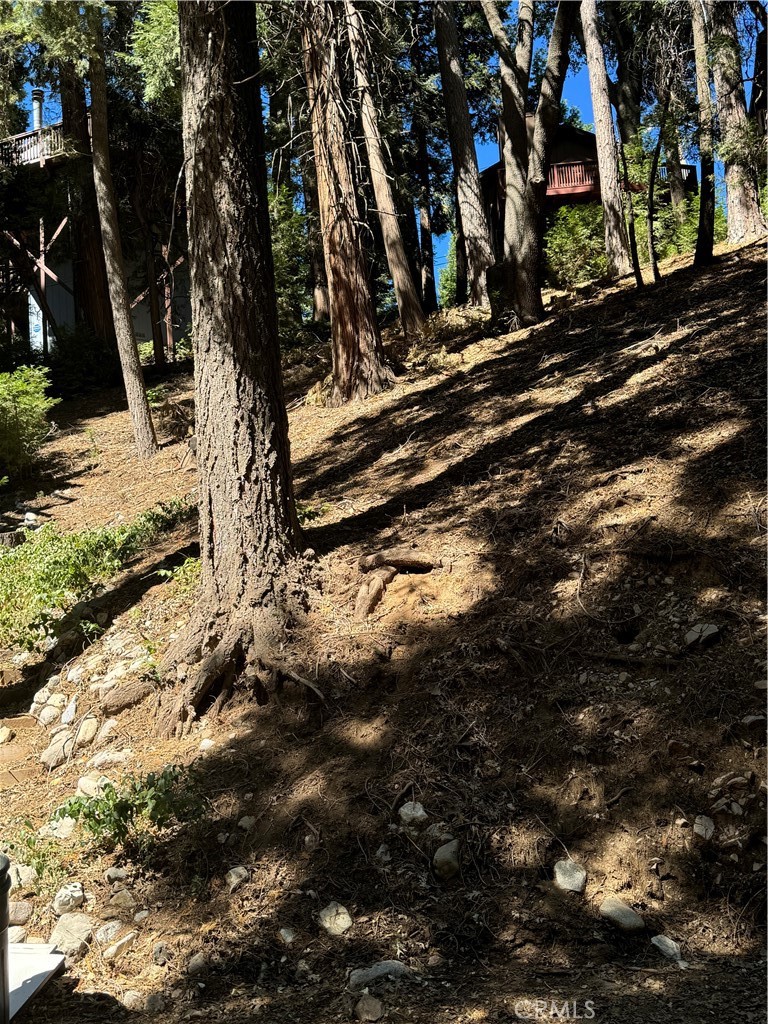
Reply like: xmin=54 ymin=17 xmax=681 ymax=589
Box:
xmin=31 ymin=89 xmax=43 ymax=131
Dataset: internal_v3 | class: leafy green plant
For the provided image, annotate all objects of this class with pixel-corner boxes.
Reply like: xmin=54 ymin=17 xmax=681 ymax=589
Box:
xmin=0 ymin=498 xmax=193 ymax=649
xmin=0 ymin=366 xmax=59 ymax=480
xmin=54 ymin=765 xmax=204 ymax=851
xmin=297 ymin=501 xmax=329 ymax=524
xmin=4 ymin=822 xmax=66 ymax=891
xmin=146 ymin=383 xmax=171 ymax=406
xmin=155 ymin=555 xmax=201 ymax=595
xmin=544 ymin=203 xmax=609 ymax=287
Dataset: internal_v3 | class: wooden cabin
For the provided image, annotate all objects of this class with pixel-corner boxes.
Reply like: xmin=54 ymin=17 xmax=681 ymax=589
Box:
xmin=480 ymin=117 xmax=697 ymax=262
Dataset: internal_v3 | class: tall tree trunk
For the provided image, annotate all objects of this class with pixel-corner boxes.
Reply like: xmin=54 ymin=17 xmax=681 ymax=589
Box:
xmin=581 ymin=0 xmax=633 ymax=278
xmin=162 ymin=0 xmax=308 ymax=734
xmin=414 ymin=122 xmax=438 ymax=314
xmin=454 ymin=195 xmax=468 ymax=306
xmin=300 ymin=152 xmax=330 ymax=322
xmin=434 ymin=1 xmax=494 ymax=307
xmin=132 ymin=186 xmax=165 ymax=369
xmin=343 ymin=0 xmax=425 ymax=338
xmin=618 ymin=141 xmax=645 ymax=287
xmin=708 ymin=0 xmax=767 ymax=242
xmin=691 ymin=0 xmax=716 ymax=265
xmin=88 ymin=26 xmax=157 ymax=458
xmin=301 ymin=0 xmax=393 ymax=404
xmin=646 ymin=101 xmax=669 ymax=285
xmin=59 ymin=61 xmax=116 ymax=349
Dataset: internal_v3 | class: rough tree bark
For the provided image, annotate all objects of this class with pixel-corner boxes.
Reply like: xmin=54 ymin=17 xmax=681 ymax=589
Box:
xmin=343 ymin=0 xmax=425 ymax=338
xmin=691 ymin=0 xmax=716 ymax=265
xmin=482 ymin=0 xmax=577 ymax=322
xmin=581 ymin=0 xmax=633 ymax=278
xmin=434 ymin=1 xmax=494 ymax=307
xmin=414 ymin=121 xmax=438 ymax=314
xmin=88 ymin=25 xmax=157 ymax=458
xmin=708 ymin=0 xmax=767 ymax=242
xmin=161 ymin=0 xmax=309 ymax=735
xmin=301 ymin=0 xmax=393 ymax=404
xmin=59 ymin=61 xmax=116 ymax=349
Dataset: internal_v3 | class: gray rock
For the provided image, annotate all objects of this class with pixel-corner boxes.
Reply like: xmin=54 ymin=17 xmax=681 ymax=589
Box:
xmin=398 ymin=801 xmax=428 ymax=827
xmin=0 ymin=725 xmax=13 ymax=745
xmin=9 ymin=901 xmax=32 ymax=926
xmin=355 ymin=993 xmax=384 ymax=1022
xmin=153 ymin=941 xmax=173 ymax=966
xmin=46 ymin=693 xmax=68 ymax=710
xmin=684 ymin=623 xmax=719 ymax=649
xmin=122 ymin=990 xmax=145 ymax=1012
xmin=651 ymin=934 xmax=683 ymax=961
xmin=199 ymin=738 xmax=215 ymax=753
xmin=318 ymin=901 xmax=353 ymax=936
xmin=75 ymin=715 xmax=99 ymax=748
xmin=8 ymin=927 xmax=27 ymax=943
xmin=103 ymin=888 xmax=137 ymax=918
xmin=599 ymin=897 xmax=645 ymax=933
xmin=278 ymin=927 xmax=297 ymax=946
xmin=133 ymin=910 xmax=149 ymax=923
xmin=187 ymin=951 xmax=208 ymax=975
xmin=38 ymin=706 xmax=61 ymax=727
xmin=693 ymin=815 xmax=715 ymax=840
xmin=433 ymin=839 xmax=461 ymax=881
xmin=40 ymin=731 xmax=74 ymax=769
xmin=49 ymin=912 xmax=93 ymax=963
xmin=45 ymin=815 xmax=76 ymax=840
xmin=105 ymin=866 xmax=128 ymax=883
xmin=145 ymin=993 xmax=165 ymax=1014
xmin=33 ymin=687 xmax=51 ymax=706
xmin=374 ymin=843 xmax=391 ymax=865
xmin=103 ymin=930 xmax=137 ymax=961
xmin=237 ymin=815 xmax=256 ymax=831
xmin=554 ymin=860 xmax=587 ymax=894
xmin=226 ymin=866 xmax=249 ymax=893
xmin=95 ymin=921 xmax=123 ymax=946
xmin=96 ymin=718 xmax=119 ymax=745
xmin=89 ymin=747 xmax=131 ymax=768
xmin=9 ymin=864 xmax=38 ymax=894
xmin=53 ymin=882 xmax=84 ymax=916
xmin=348 ymin=960 xmax=411 ymax=990
xmin=66 ymin=665 xmax=84 ymax=684
xmin=61 ymin=697 xmax=78 ymax=726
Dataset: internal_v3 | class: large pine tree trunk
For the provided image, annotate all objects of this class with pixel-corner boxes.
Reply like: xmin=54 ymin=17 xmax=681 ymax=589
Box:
xmin=691 ymin=0 xmax=716 ymax=265
xmin=708 ymin=0 xmax=767 ymax=242
xmin=581 ymin=0 xmax=632 ymax=278
xmin=343 ymin=0 xmax=424 ymax=338
xmin=301 ymin=0 xmax=393 ymax=404
xmin=88 ymin=30 xmax=157 ymax=458
xmin=162 ymin=0 xmax=309 ymax=735
xmin=434 ymin=1 xmax=494 ymax=307
xmin=59 ymin=61 xmax=116 ymax=350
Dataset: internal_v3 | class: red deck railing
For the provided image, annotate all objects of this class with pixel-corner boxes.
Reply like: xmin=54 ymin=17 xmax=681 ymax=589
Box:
xmin=547 ymin=160 xmax=600 ymax=196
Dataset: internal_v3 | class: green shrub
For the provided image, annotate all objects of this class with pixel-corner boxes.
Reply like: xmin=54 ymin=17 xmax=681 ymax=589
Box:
xmin=55 ymin=765 xmax=203 ymax=851
xmin=544 ymin=203 xmax=608 ymax=287
xmin=0 ymin=366 xmax=59 ymax=480
xmin=0 ymin=498 xmax=192 ymax=649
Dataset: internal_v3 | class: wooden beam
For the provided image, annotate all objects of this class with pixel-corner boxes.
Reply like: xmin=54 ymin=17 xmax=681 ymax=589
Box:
xmin=44 ymin=217 xmax=68 ymax=253
xmin=129 ymin=255 xmax=184 ymax=309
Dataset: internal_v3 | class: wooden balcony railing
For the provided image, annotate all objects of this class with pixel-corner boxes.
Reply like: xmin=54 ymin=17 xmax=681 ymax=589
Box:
xmin=0 ymin=123 xmax=67 ymax=167
xmin=547 ymin=160 xmax=600 ymax=196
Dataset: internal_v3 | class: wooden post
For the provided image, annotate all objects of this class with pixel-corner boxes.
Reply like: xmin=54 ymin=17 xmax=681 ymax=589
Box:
xmin=39 ymin=218 xmax=48 ymax=358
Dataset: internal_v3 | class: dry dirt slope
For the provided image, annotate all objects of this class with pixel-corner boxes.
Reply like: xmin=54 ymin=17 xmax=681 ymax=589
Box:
xmin=0 ymin=241 xmax=765 ymax=1023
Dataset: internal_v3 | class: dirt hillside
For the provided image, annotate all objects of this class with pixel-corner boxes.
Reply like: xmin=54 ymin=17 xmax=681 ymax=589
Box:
xmin=0 ymin=241 xmax=765 ymax=1023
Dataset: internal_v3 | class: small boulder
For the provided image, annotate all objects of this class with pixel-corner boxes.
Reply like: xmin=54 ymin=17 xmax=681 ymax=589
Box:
xmin=103 ymin=930 xmax=138 ymax=961
xmin=348 ymin=960 xmax=411 ymax=990
xmin=103 ymin=888 xmax=137 ymax=918
xmin=38 ymin=707 xmax=60 ymax=727
xmin=122 ymin=991 xmax=145 ymax=1012
xmin=9 ymin=864 xmax=38 ymax=894
xmin=278 ymin=927 xmax=297 ymax=946
xmin=433 ymin=839 xmax=461 ymax=881
xmin=318 ymin=901 xmax=353 ymax=936
xmin=8 ymin=927 xmax=27 ymax=943
xmin=95 ymin=718 xmax=118 ymax=745
xmin=226 ymin=866 xmax=249 ymax=893
xmin=0 ymin=725 xmax=13 ymax=745
xmin=49 ymin=912 xmax=93 ymax=963
xmin=60 ymin=697 xmax=78 ymax=726
xmin=355 ymin=993 xmax=384 ymax=1022
xmin=95 ymin=920 xmax=123 ymax=946
xmin=75 ymin=715 xmax=99 ymax=749
xmin=40 ymin=731 xmax=74 ymax=769
xmin=237 ymin=815 xmax=256 ymax=831
xmin=693 ymin=815 xmax=715 ymax=840
xmin=187 ymin=951 xmax=207 ymax=975
xmin=77 ymin=775 xmax=108 ymax=799
xmin=53 ymin=882 xmax=84 ymax=916
xmin=599 ymin=897 xmax=645 ymax=933
xmin=46 ymin=693 xmax=68 ymax=710
xmin=651 ymin=934 xmax=684 ymax=962
xmin=45 ymin=815 xmax=76 ymax=840
xmin=554 ymin=860 xmax=587 ymax=894
xmin=398 ymin=801 xmax=428 ymax=827
xmin=9 ymin=901 xmax=32 ymax=926
xmin=684 ymin=623 xmax=719 ymax=649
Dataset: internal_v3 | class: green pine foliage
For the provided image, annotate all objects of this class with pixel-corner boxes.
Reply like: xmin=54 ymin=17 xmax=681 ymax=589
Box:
xmin=438 ymin=233 xmax=458 ymax=308
xmin=544 ymin=204 xmax=608 ymax=287
xmin=0 ymin=365 xmax=59 ymax=480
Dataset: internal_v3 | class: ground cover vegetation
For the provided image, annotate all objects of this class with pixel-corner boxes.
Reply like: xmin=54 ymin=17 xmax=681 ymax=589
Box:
xmin=0 ymin=1 xmax=764 ymax=1022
